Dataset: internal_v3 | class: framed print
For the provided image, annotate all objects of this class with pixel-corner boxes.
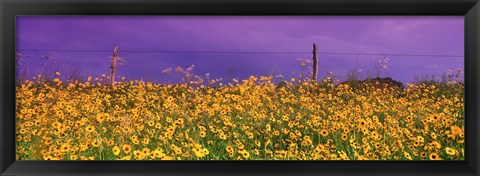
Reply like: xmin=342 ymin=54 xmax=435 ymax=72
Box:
xmin=1 ymin=0 xmax=479 ymax=176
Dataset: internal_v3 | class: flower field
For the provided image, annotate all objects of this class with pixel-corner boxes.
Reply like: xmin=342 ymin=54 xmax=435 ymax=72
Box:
xmin=16 ymin=75 xmax=464 ymax=160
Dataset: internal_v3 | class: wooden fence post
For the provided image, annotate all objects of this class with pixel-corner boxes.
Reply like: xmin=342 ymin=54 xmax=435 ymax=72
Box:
xmin=110 ymin=44 xmax=119 ymax=86
xmin=312 ymin=43 xmax=319 ymax=82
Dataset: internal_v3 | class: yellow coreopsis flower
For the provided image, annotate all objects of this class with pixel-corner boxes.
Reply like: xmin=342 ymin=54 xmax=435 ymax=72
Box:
xmin=112 ymin=146 xmax=121 ymax=155
xmin=445 ymin=147 xmax=458 ymax=156
xmin=122 ymin=144 xmax=132 ymax=153
xmin=403 ymin=152 xmax=413 ymax=160
xmin=85 ymin=125 xmax=95 ymax=133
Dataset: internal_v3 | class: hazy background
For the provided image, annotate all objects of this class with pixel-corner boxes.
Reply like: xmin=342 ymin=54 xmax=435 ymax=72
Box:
xmin=16 ymin=16 xmax=464 ymax=84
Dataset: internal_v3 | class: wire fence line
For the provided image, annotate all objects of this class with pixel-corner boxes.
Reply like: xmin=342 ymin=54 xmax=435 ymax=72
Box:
xmin=15 ymin=49 xmax=464 ymax=79
xmin=16 ymin=49 xmax=464 ymax=58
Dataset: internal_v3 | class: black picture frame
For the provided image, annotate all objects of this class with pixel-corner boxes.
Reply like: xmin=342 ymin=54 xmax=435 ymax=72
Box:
xmin=1 ymin=0 xmax=479 ymax=176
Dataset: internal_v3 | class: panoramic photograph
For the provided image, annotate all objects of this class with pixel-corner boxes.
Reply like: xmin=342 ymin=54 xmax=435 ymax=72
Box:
xmin=15 ymin=16 xmax=464 ymax=160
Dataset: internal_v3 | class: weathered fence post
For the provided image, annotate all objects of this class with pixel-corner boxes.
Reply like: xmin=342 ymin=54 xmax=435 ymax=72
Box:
xmin=110 ymin=44 xmax=119 ymax=86
xmin=312 ymin=43 xmax=319 ymax=82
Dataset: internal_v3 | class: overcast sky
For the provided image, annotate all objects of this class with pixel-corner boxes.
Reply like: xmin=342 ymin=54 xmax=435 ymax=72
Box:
xmin=16 ymin=16 xmax=464 ymax=84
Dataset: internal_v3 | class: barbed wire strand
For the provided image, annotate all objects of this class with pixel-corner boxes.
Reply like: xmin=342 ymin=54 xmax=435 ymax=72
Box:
xmin=17 ymin=49 xmax=464 ymax=58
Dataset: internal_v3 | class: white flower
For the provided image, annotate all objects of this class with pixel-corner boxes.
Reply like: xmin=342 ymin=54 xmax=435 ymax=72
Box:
xmin=186 ymin=65 xmax=195 ymax=72
xmin=175 ymin=66 xmax=184 ymax=73
xmin=162 ymin=68 xmax=172 ymax=74
xmin=446 ymin=69 xmax=453 ymax=75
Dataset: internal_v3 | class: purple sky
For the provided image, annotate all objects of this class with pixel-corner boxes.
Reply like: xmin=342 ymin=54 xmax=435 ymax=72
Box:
xmin=16 ymin=16 xmax=464 ymax=84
